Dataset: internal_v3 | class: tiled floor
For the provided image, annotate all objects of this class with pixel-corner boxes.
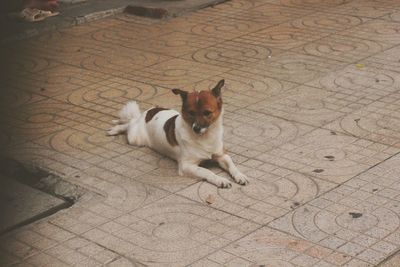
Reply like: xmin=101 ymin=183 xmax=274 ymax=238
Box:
xmin=1 ymin=0 xmax=400 ymax=266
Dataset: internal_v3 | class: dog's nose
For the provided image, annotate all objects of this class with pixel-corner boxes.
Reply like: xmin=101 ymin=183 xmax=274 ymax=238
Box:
xmin=193 ymin=125 xmax=202 ymax=134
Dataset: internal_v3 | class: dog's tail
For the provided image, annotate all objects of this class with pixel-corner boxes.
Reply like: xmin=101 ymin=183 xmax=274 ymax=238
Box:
xmin=116 ymin=101 xmax=141 ymax=124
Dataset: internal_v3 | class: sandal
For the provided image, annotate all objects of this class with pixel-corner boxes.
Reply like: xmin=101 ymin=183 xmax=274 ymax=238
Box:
xmin=19 ymin=7 xmax=59 ymax=22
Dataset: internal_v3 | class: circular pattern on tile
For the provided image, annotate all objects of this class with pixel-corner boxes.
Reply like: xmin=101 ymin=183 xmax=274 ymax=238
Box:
xmin=232 ymin=125 xmax=265 ymax=137
xmin=90 ymin=26 xmax=165 ymax=44
xmin=81 ymin=52 xmax=165 ymax=76
xmin=223 ymin=113 xmax=310 ymax=153
xmin=298 ymin=37 xmax=385 ymax=62
xmin=191 ymin=20 xmax=256 ymax=38
xmin=296 ymin=97 xmax=325 ymax=110
xmin=0 ymin=89 xmax=44 ymax=110
xmin=153 ymin=222 xmax=192 ymax=240
xmin=290 ymin=13 xmax=363 ymax=32
xmin=315 ymin=68 xmax=399 ymax=98
xmin=288 ymin=204 xmax=400 ymax=243
xmin=249 ymin=260 xmax=295 ymax=267
xmin=132 ymin=200 xmax=233 ymax=255
xmin=333 ymin=110 xmax=400 ymax=147
xmin=164 ymin=69 xmax=189 ymax=77
xmin=270 ymin=129 xmax=388 ymax=183
xmin=239 ymin=181 xmax=279 ymax=200
xmin=190 ymin=171 xmax=327 ymax=224
xmin=253 ymin=27 xmax=319 ymax=50
xmin=388 ymin=12 xmax=400 ymax=23
xmin=193 ymin=74 xmax=290 ymax=100
xmin=4 ymin=53 xmax=58 ymax=74
xmin=336 ymin=211 xmax=379 ymax=232
xmin=7 ymin=102 xmax=68 ymax=139
xmin=59 ymin=79 xmax=162 ymax=112
xmin=27 ymin=113 xmax=55 ymax=123
xmin=191 ymin=41 xmax=273 ymax=68
xmin=279 ymin=0 xmax=351 ymax=9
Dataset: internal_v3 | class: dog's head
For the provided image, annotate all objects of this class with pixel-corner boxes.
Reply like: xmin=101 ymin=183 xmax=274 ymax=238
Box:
xmin=172 ymin=79 xmax=224 ymax=135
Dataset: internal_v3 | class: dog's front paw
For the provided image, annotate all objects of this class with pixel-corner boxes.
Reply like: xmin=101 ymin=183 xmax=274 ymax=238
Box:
xmin=216 ymin=178 xmax=232 ymax=189
xmin=233 ymin=172 xmax=249 ymax=185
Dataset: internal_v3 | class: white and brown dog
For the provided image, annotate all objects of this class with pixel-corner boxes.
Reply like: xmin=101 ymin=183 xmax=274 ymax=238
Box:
xmin=107 ymin=79 xmax=248 ymax=188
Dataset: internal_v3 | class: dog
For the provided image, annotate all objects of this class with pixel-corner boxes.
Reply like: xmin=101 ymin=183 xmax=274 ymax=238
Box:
xmin=107 ymin=79 xmax=248 ymax=188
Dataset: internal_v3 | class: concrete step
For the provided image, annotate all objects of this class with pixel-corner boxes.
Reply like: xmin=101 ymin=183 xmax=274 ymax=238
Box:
xmin=0 ymin=176 xmax=67 ymax=233
xmin=0 ymin=0 xmax=228 ymax=44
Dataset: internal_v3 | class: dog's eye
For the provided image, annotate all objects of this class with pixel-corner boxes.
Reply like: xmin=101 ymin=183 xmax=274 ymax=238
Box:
xmin=188 ymin=111 xmax=196 ymax=116
xmin=203 ymin=110 xmax=212 ymax=116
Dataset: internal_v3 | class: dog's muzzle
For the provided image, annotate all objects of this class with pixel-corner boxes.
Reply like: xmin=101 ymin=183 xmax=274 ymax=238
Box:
xmin=192 ymin=124 xmax=207 ymax=135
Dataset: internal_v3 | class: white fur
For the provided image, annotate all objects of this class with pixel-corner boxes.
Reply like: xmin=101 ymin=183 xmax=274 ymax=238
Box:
xmin=107 ymin=102 xmax=248 ymax=188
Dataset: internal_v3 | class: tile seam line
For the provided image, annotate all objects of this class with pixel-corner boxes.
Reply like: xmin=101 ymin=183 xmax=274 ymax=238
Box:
xmin=233 ymin=102 xmax=399 ymax=151
xmin=71 ymin=4 xmax=321 ymax=61
xmin=42 ymin=220 xmax=136 ymax=263
xmin=28 ymin=11 xmax=382 ymax=91
xmin=265 ymin=150 xmax=400 ymax=255
xmin=184 ymin=223 xmax=265 ymax=267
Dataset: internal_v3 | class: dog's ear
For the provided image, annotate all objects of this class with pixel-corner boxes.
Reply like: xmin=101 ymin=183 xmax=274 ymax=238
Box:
xmin=211 ymin=79 xmax=224 ymax=98
xmin=172 ymin=88 xmax=188 ymax=101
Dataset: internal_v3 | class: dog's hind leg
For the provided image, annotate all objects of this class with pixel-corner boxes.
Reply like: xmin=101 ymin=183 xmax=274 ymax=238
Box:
xmin=107 ymin=123 xmax=129 ymax=136
xmin=126 ymin=118 xmax=149 ymax=146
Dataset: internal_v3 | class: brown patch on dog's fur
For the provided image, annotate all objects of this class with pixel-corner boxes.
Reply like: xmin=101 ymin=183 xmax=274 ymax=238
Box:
xmin=182 ymin=91 xmax=222 ymax=128
xmin=145 ymin=107 xmax=168 ymax=123
xmin=172 ymin=79 xmax=225 ymax=132
xmin=164 ymin=115 xmax=179 ymax=146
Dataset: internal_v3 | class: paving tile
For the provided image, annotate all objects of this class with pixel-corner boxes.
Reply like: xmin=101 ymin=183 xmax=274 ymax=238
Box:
xmin=3 ymin=0 xmax=400 ymax=266
xmin=287 ymin=12 xmax=367 ymax=33
xmin=192 ymin=226 xmax=350 ymax=266
xmin=185 ymin=37 xmax=283 ymax=69
xmin=264 ymin=0 xmax=354 ymax=10
xmin=341 ymin=20 xmax=400 ymax=45
xmin=291 ymin=34 xmax=391 ymax=63
xmin=325 ymin=92 xmax=400 ymax=148
xmin=364 ymin=45 xmax=400 ymax=73
xmin=242 ymin=23 xmax=330 ymax=50
xmin=14 ymin=32 xmax=111 ymax=66
xmin=306 ymin=65 xmax=400 ymax=109
xmin=54 ymin=78 xmax=170 ymax=117
xmin=89 ymin=22 xmax=173 ymax=48
xmin=383 ymin=10 xmax=400 ymax=23
xmin=0 ymin=46 xmax=60 ymax=75
xmin=130 ymin=31 xmax=224 ymax=57
xmin=130 ymin=58 xmax=231 ymax=88
xmin=249 ymin=85 xmax=349 ymax=127
xmin=240 ymin=52 xmax=346 ymax=84
xmin=5 ymin=64 xmax=112 ymax=98
xmin=25 ymin=252 xmax=70 ymax=267
xmin=270 ymin=171 xmax=400 ymax=265
xmin=0 ymin=236 xmax=39 ymax=260
xmin=211 ymin=0 xmax=267 ymax=13
xmin=188 ymin=17 xmax=267 ymax=40
xmin=178 ymin=165 xmax=335 ymax=224
xmin=196 ymin=71 xmax=297 ymax=110
xmin=144 ymin=72 xmax=297 ymax=113
xmin=256 ymin=128 xmax=399 ymax=184
xmin=326 ymin=0 xmax=395 ymax=18
xmin=342 ymin=154 xmax=400 ymax=201
xmin=225 ymin=3 xmax=313 ymax=25
xmin=224 ymin=109 xmax=314 ymax=156
xmin=77 ymin=49 xmax=172 ymax=79
xmin=87 ymin=195 xmax=258 ymax=266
